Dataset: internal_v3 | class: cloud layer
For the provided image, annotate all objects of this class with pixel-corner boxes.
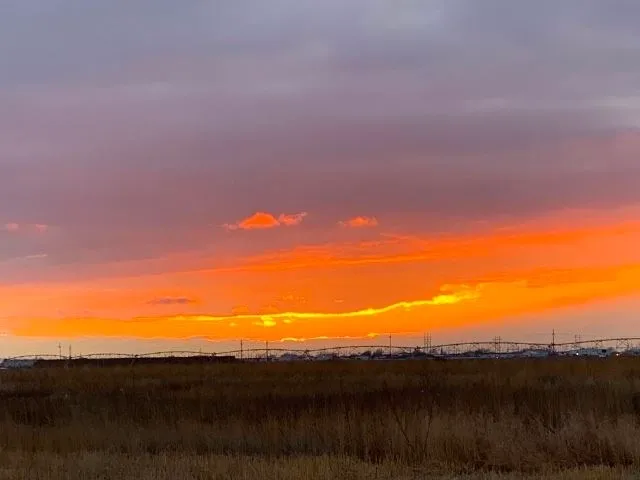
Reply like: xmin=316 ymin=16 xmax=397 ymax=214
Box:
xmin=2 ymin=1 xmax=640 ymax=271
xmin=2 ymin=2 xmax=640 ymax=351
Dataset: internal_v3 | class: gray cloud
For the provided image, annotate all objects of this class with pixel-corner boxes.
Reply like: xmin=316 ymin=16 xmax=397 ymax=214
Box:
xmin=147 ymin=297 xmax=196 ymax=306
xmin=2 ymin=1 xmax=640 ymax=278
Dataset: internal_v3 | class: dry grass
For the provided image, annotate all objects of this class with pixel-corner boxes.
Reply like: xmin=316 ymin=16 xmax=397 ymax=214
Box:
xmin=0 ymin=452 xmax=636 ymax=480
xmin=2 ymin=358 xmax=640 ymax=478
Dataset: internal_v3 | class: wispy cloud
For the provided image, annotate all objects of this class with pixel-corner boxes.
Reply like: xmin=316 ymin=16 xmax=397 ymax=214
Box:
xmin=1 ymin=253 xmax=48 ymax=264
xmin=229 ymin=220 xmax=640 ymax=273
xmin=10 ymin=282 xmax=482 ymax=339
xmin=278 ymin=212 xmax=308 ymax=226
xmin=2 ymin=223 xmax=49 ymax=234
xmin=223 ymin=212 xmax=307 ymax=231
xmin=147 ymin=296 xmax=195 ymax=306
xmin=23 ymin=254 xmax=48 ymax=260
xmin=339 ymin=216 xmax=379 ymax=228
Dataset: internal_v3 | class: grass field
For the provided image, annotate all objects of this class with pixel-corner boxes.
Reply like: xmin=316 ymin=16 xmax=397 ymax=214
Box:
xmin=2 ymin=358 xmax=640 ymax=479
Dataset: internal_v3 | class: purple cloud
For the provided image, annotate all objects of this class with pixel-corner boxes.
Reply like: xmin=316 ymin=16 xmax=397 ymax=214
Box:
xmin=2 ymin=0 xmax=640 ymax=283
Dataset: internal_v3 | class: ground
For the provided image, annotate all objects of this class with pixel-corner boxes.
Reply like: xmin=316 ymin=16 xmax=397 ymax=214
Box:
xmin=1 ymin=358 xmax=640 ymax=479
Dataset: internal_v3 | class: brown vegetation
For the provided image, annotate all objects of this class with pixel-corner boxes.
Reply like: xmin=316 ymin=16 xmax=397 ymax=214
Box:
xmin=2 ymin=358 xmax=640 ymax=478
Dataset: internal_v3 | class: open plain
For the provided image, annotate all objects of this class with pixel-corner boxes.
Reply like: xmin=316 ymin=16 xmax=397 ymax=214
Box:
xmin=2 ymin=358 xmax=640 ymax=478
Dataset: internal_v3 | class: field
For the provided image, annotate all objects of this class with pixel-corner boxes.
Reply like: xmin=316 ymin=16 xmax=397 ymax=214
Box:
xmin=2 ymin=358 xmax=640 ymax=479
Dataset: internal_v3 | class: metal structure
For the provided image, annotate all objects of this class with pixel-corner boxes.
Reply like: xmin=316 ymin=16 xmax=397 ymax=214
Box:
xmin=5 ymin=337 xmax=640 ymax=363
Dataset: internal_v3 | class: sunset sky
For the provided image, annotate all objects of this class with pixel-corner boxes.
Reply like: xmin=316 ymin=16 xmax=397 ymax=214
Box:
xmin=2 ymin=1 xmax=640 ymax=356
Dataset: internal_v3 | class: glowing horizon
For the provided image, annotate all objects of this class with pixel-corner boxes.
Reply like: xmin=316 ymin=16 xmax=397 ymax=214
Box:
xmin=5 ymin=209 xmax=640 ymax=345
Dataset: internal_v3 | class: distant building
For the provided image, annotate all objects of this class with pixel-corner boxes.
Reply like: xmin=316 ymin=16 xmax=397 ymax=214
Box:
xmin=0 ymin=359 xmax=36 ymax=369
xmin=573 ymin=347 xmax=615 ymax=358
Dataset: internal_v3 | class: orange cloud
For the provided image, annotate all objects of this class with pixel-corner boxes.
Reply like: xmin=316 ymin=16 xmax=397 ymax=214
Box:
xmin=230 ymin=220 xmax=640 ymax=273
xmin=223 ymin=212 xmax=307 ymax=230
xmin=231 ymin=305 xmax=251 ymax=315
xmin=339 ymin=216 xmax=379 ymax=228
xmin=147 ymin=296 xmax=195 ymax=306
xmin=278 ymin=212 xmax=307 ymax=226
xmin=224 ymin=212 xmax=279 ymax=230
xmin=277 ymin=292 xmax=307 ymax=304
xmin=259 ymin=304 xmax=280 ymax=315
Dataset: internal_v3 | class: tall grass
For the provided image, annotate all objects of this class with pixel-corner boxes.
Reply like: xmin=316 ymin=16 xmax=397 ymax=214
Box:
xmin=2 ymin=358 xmax=640 ymax=478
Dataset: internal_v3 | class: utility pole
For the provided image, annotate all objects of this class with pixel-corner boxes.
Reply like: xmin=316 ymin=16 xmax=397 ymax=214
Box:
xmin=388 ymin=334 xmax=392 ymax=356
xmin=265 ymin=341 xmax=269 ymax=362
xmin=240 ymin=339 xmax=244 ymax=361
xmin=58 ymin=343 xmax=62 ymax=359
xmin=68 ymin=345 xmax=72 ymax=360
xmin=551 ymin=329 xmax=556 ymax=354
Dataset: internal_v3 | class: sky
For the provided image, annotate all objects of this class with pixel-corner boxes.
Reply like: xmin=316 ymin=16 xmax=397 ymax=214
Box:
xmin=2 ymin=1 xmax=640 ymax=357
